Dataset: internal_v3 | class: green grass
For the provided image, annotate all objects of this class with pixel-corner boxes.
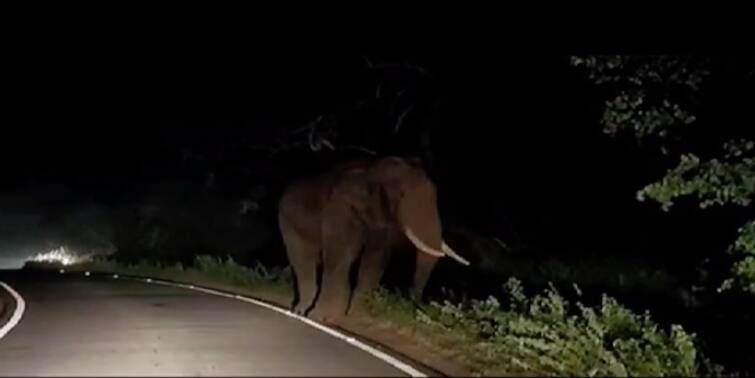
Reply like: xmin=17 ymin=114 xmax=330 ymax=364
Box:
xmin=75 ymin=255 xmax=293 ymax=300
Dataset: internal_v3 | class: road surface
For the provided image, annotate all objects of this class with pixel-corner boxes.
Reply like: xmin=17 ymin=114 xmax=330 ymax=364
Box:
xmin=0 ymin=270 xmax=413 ymax=376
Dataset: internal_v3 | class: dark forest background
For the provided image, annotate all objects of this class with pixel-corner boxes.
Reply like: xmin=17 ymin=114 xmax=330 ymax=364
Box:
xmin=3 ymin=46 xmax=745 ymax=269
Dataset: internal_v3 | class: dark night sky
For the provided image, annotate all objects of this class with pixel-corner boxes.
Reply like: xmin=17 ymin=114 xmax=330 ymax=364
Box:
xmin=2 ymin=37 xmax=556 ymax=191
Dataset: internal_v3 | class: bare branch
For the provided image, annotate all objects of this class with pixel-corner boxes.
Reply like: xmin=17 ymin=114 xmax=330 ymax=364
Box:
xmin=393 ymin=104 xmax=414 ymax=135
xmin=362 ymin=54 xmax=374 ymax=69
xmin=306 ymin=115 xmax=328 ymax=151
xmin=342 ymin=145 xmax=378 ymax=155
xmin=369 ymin=62 xmax=434 ymax=79
xmin=318 ymin=138 xmax=336 ymax=151
xmin=493 ymin=237 xmax=509 ymax=251
xmin=388 ymin=88 xmax=408 ymax=116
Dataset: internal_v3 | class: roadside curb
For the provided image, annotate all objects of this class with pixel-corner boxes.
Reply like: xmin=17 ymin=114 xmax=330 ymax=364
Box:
xmin=0 ymin=286 xmax=10 ymax=327
xmin=0 ymin=281 xmax=25 ymax=340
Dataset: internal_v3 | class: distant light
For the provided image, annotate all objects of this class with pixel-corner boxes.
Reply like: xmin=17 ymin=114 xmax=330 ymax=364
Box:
xmin=145 ymin=278 xmax=152 ymax=283
xmin=113 ymin=274 xmax=119 ymax=279
xmin=84 ymin=271 xmax=90 ymax=276
xmin=28 ymin=246 xmax=92 ymax=266
xmin=59 ymin=269 xmax=65 ymax=274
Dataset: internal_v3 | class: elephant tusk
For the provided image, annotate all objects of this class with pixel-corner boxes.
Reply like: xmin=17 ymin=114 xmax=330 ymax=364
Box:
xmin=403 ymin=227 xmax=445 ymax=258
xmin=442 ymin=242 xmax=471 ymax=266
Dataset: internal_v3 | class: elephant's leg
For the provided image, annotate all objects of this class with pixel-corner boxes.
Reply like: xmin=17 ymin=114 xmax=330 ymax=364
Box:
xmin=350 ymin=238 xmax=388 ymax=314
xmin=410 ymin=252 xmax=440 ymax=301
xmin=290 ymin=251 xmax=319 ymax=315
xmin=280 ymin=220 xmax=320 ymax=315
xmin=313 ymin=217 xmax=363 ymax=323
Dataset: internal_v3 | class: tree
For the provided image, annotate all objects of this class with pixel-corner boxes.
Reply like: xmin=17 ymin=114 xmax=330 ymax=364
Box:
xmin=243 ymin=57 xmax=438 ymax=160
xmin=178 ymin=58 xmax=441 ymax=215
xmin=571 ymin=56 xmax=755 ymax=293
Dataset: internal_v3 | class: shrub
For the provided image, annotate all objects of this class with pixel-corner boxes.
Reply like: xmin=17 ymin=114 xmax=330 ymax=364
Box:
xmin=87 ymin=254 xmax=292 ymax=291
xmin=368 ymin=278 xmax=711 ymax=376
xmin=193 ymin=255 xmax=292 ymax=287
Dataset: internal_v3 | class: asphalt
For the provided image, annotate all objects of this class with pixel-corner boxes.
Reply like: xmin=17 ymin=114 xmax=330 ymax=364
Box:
xmin=0 ymin=270 xmax=408 ymax=376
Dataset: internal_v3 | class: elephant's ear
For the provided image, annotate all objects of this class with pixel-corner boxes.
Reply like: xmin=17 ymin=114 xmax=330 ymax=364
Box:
xmin=364 ymin=174 xmax=399 ymax=218
xmin=369 ymin=157 xmax=424 ymax=211
xmin=375 ymin=181 xmax=399 ymax=219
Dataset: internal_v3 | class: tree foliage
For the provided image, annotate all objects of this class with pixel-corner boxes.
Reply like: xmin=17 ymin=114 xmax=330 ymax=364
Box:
xmin=238 ymin=59 xmax=436 ymax=161
xmin=636 ymin=140 xmax=755 ymax=211
xmin=570 ymin=56 xmax=709 ymax=142
xmin=572 ymin=55 xmax=755 ymax=293
xmin=721 ymin=220 xmax=755 ymax=293
xmin=174 ymin=58 xmax=440 ymax=221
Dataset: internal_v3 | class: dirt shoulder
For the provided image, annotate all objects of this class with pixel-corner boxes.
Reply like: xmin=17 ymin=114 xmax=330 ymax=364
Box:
xmin=241 ymin=287 xmax=470 ymax=377
xmin=335 ymin=311 xmax=474 ymax=377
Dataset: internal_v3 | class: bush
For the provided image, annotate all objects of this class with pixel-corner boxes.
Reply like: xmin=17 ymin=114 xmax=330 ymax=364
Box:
xmin=721 ymin=220 xmax=755 ymax=294
xmin=192 ymin=255 xmax=292 ymax=287
xmin=368 ymin=278 xmax=713 ymax=377
xmin=86 ymin=254 xmax=292 ymax=293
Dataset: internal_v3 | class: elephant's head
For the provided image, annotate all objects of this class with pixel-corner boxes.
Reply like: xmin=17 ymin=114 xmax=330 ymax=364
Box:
xmin=370 ymin=157 xmax=469 ymax=266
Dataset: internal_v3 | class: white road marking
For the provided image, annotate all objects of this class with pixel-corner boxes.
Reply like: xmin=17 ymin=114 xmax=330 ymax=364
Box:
xmin=0 ymin=281 xmax=26 ymax=340
xmin=122 ymin=276 xmax=427 ymax=377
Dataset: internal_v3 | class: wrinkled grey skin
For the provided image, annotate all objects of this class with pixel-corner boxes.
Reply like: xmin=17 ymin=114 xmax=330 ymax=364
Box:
xmin=278 ymin=157 xmax=449 ymax=322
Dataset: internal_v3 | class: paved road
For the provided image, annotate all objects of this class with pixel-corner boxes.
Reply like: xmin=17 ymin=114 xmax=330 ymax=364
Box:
xmin=0 ymin=270 xmax=410 ymax=376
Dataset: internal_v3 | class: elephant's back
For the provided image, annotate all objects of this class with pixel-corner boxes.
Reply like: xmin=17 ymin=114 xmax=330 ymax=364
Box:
xmin=277 ymin=158 xmax=374 ymax=240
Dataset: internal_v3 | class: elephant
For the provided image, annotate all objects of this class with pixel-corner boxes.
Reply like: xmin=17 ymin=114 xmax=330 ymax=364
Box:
xmin=277 ymin=156 xmax=469 ymax=322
